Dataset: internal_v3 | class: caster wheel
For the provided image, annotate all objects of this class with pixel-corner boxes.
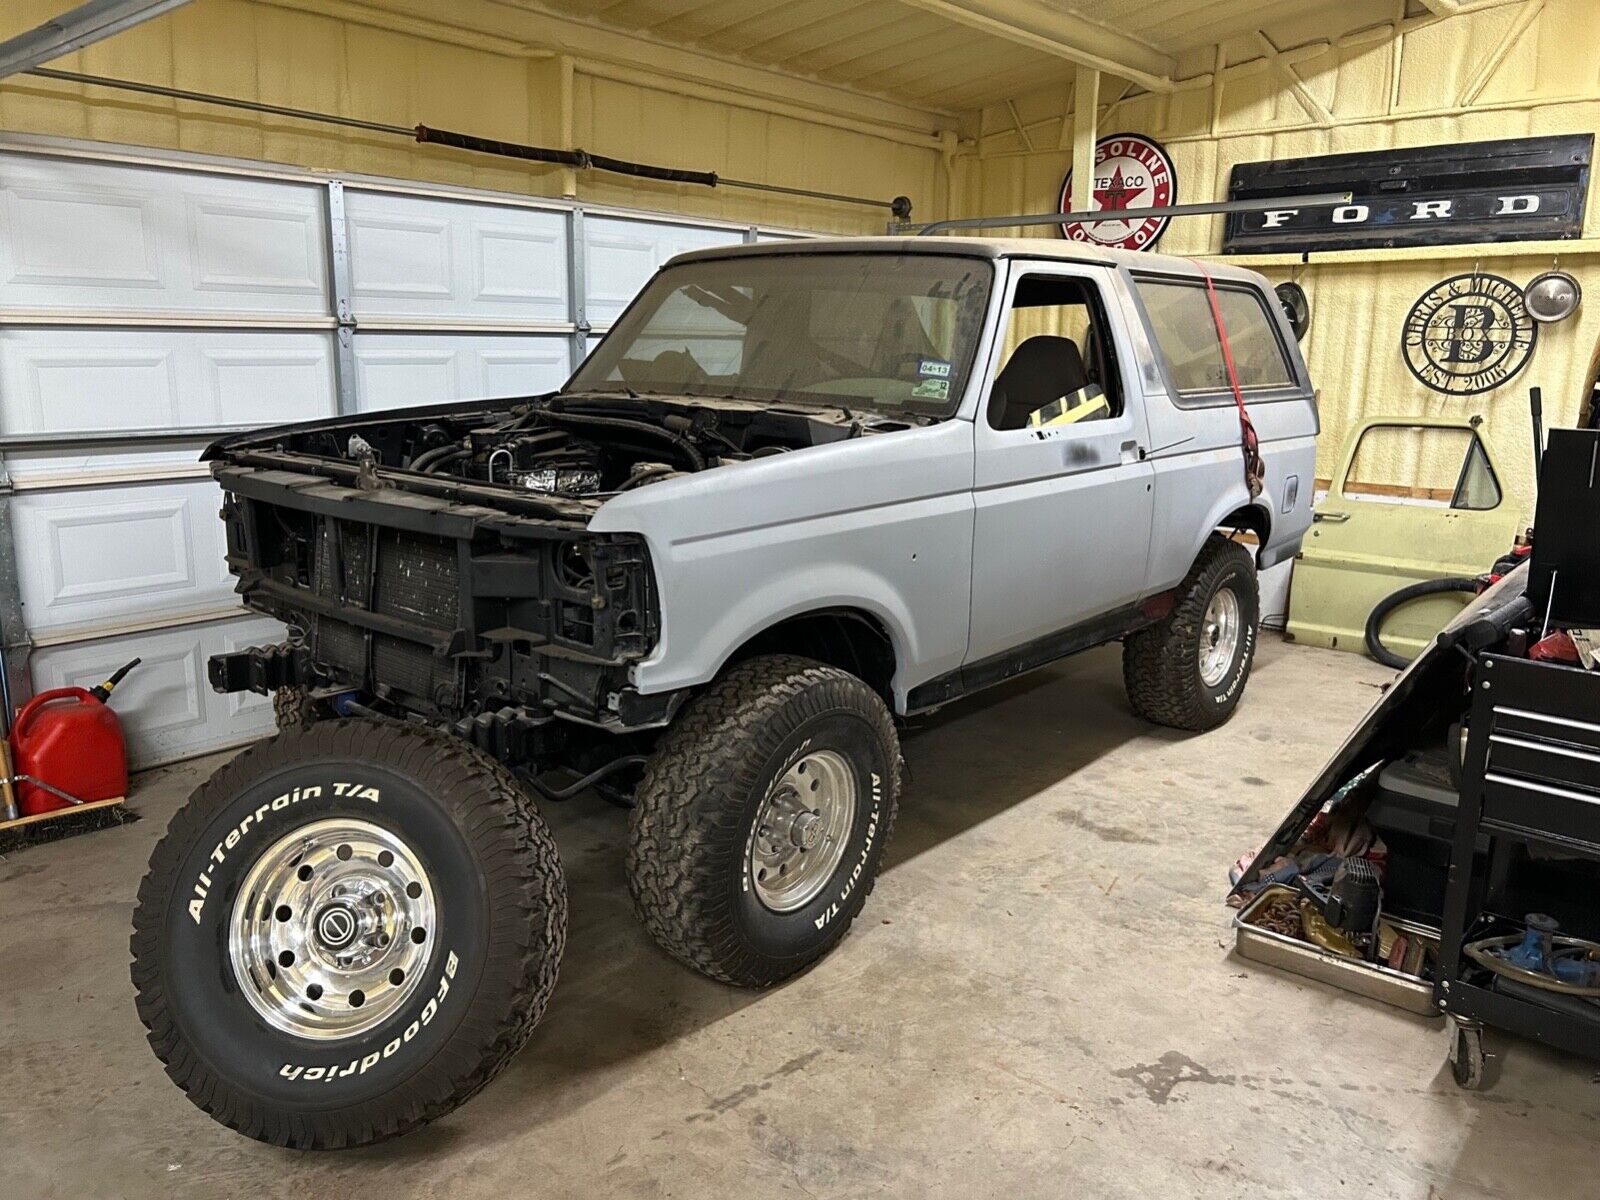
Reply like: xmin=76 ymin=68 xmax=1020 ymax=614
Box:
xmin=1448 ymin=1019 xmax=1486 ymax=1090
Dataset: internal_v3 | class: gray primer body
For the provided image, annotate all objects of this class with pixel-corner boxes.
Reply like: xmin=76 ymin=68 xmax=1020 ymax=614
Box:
xmin=588 ymin=238 xmax=1318 ymax=714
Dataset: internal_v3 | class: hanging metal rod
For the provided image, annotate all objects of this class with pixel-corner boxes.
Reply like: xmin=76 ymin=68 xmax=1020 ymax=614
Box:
xmin=910 ymin=192 xmax=1354 ymax=236
xmin=27 ymin=66 xmax=414 ymax=135
xmin=0 ymin=1 xmax=195 ymax=81
xmin=21 ymin=67 xmax=911 ymax=216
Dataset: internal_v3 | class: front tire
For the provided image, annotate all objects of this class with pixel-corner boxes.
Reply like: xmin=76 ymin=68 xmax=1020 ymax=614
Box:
xmin=1123 ymin=534 xmax=1259 ymax=731
xmin=627 ymin=656 xmax=900 ymax=988
xmin=130 ymin=721 xmax=565 ymax=1149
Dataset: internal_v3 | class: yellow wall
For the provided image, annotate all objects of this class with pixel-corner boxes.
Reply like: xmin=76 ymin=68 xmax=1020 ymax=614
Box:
xmin=0 ymin=0 xmax=943 ymax=235
xmin=957 ymin=0 xmax=1600 ymax=518
xmin=1 ymin=0 xmax=1592 ymax=517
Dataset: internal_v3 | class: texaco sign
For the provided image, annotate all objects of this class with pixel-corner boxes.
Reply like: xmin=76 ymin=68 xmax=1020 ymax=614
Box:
xmin=1401 ymin=273 xmax=1538 ymax=396
xmin=1058 ymin=134 xmax=1177 ymax=250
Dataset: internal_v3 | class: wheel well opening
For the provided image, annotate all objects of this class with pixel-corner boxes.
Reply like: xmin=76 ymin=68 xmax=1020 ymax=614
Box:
xmin=1216 ymin=504 xmax=1269 ymax=559
xmin=728 ymin=609 xmax=898 ymax=701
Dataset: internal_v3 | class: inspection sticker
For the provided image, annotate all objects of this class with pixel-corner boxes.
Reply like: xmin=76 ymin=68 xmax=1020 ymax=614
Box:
xmin=918 ymin=359 xmax=952 ymax=379
xmin=912 ymin=379 xmax=950 ymax=400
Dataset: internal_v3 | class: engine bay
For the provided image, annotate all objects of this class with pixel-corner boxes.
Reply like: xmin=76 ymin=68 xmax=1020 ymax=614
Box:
xmin=231 ymin=393 xmax=921 ymax=502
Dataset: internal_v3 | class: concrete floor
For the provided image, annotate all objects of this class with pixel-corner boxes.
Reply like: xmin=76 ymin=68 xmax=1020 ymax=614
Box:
xmin=2 ymin=636 xmax=1597 ymax=1199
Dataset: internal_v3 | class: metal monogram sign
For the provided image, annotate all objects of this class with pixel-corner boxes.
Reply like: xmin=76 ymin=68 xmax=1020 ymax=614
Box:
xmin=1058 ymin=133 xmax=1176 ymax=250
xmin=1401 ymin=273 xmax=1537 ymax=396
xmin=1224 ymin=135 xmax=1592 ymax=254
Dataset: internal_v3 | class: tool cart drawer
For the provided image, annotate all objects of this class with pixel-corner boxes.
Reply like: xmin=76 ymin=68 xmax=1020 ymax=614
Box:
xmin=1477 ymin=656 xmax=1600 ymax=851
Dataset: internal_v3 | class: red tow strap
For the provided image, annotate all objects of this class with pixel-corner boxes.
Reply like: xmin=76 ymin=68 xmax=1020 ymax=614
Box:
xmin=1193 ymin=261 xmax=1265 ymax=499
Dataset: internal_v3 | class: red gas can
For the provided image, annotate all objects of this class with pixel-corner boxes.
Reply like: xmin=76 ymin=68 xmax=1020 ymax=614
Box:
xmin=11 ymin=687 xmax=130 ymax=816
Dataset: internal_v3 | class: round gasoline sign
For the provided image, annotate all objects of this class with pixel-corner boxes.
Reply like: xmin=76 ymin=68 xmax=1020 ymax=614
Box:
xmin=1057 ymin=134 xmax=1177 ymax=250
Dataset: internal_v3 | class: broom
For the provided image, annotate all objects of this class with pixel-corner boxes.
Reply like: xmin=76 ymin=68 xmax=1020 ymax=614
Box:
xmin=0 ymin=740 xmax=137 ymax=856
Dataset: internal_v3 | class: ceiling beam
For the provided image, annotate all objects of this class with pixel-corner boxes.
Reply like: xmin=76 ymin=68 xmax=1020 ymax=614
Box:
xmin=1417 ymin=0 xmax=1533 ymax=14
xmin=258 ymin=0 xmax=950 ymax=144
xmin=895 ymin=0 xmax=1178 ymax=92
xmin=1069 ymin=68 xmax=1098 ymax=210
xmin=0 ymin=0 xmax=194 ymax=80
xmin=1255 ymin=31 xmax=1333 ymax=127
xmin=1458 ymin=0 xmax=1543 ymax=105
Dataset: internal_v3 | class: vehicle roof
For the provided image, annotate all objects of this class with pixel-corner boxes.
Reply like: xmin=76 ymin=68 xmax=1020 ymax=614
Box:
xmin=669 ymin=236 xmax=1268 ymax=286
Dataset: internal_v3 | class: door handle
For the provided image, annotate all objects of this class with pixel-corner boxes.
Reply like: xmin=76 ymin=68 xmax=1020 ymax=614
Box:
xmin=1314 ymin=510 xmax=1350 ymax=524
xmin=1120 ymin=439 xmax=1144 ymax=462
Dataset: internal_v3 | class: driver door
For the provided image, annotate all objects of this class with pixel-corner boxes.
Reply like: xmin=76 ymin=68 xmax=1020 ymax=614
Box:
xmin=965 ymin=264 xmax=1156 ymax=666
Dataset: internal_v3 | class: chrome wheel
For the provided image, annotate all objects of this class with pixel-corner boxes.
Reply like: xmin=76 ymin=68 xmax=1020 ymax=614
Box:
xmin=229 ymin=818 xmax=436 ymax=1041
xmin=1198 ymin=587 xmax=1241 ymax=687
xmin=749 ymin=749 xmax=857 ymax=913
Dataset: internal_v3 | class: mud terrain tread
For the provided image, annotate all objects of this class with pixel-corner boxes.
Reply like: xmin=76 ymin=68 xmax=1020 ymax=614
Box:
xmin=272 ymin=685 xmax=318 ymax=733
xmin=626 ymin=655 xmax=900 ymax=988
xmin=129 ymin=720 xmax=565 ymax=1150
xmin=1122 ymin=535 xmax=1257 ymax=732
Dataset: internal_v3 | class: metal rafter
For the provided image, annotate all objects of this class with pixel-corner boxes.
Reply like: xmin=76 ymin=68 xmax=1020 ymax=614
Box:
xmin=0 ymin=0 xmax=194 ymax=79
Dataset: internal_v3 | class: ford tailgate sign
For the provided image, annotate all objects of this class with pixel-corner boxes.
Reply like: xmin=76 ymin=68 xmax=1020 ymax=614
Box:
xmin=1222 ymin=135 xmax=1592 ymax=254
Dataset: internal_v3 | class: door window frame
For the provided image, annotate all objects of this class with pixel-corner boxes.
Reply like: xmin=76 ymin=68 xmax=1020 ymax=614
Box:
xmin=976 ymin=259 xmax=1138 ymax=439
xmin=1336 ymin=419 xmax=1504 ymax=512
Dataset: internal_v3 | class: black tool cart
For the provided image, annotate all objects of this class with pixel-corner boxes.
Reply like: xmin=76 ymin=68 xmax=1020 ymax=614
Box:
xmin=1437 ymin=652 xmax=1600 ymax=1086
xmin=1434 ymin=428 xmax=1600 ymax=1086
xmin=1233 ymin=424 xmax=1600 ymax=1090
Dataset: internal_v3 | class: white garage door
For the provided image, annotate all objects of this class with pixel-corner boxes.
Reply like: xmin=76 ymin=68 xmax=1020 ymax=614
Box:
xmin=0 ymin=139 xmax=803 ymax=766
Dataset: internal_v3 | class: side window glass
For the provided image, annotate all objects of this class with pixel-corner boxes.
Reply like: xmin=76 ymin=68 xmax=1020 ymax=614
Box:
xmin=1135 ymin=278 xmax=1294 ymax=394
xmin=1453 ymin=435 xmax=1503 ymax=511
xmin=988 ymin=276 xmax=1122 ymax=431
xmin=1342 ymin=424 xmax=1501 ymax=511
xmin=1212 ymin=288 xmax=1295 ymax=388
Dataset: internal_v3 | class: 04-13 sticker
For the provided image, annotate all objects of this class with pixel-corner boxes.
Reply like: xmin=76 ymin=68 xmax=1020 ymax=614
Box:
xmin=912 ymin=359 xmax=951 ymax=400
xmin=1401 ymin=273 xmax=1537 ymax=395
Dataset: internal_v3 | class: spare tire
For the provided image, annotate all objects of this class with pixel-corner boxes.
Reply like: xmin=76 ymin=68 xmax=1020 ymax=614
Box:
xmin=130 ymin=720 xmax=565 ymax=1149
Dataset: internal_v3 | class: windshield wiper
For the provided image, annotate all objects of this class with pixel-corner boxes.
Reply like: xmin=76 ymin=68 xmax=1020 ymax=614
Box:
xmin=693 ymin=391 xmax=857 ymax=420
xmin=558 ymin=386 xmax=642 ymax=402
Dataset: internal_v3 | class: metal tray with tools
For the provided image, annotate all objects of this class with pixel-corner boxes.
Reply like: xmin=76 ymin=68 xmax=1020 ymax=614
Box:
xmin=1233 ymin=885 xmax=1443 ymax=1018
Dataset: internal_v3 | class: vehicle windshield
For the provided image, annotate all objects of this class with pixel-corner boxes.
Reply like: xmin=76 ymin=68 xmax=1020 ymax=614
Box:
xmin=567 ymin=252 xmax=993 ymax=418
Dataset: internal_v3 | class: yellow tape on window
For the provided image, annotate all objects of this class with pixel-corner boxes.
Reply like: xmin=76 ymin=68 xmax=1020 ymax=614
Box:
xmin=1027 ymin=391 xmax=1110 ymax=428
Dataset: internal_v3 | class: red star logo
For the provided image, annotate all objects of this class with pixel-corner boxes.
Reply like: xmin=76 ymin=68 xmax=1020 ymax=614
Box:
xmin=1094 ymin=165 xmax=1139 ymax=212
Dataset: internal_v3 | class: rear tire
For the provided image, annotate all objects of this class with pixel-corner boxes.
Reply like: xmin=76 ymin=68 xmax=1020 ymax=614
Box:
xmin=627 ymin=656 xmax=900 ymax=988
xmin=1123 ymin=534 xmax=1259 ymax=731
xmin=130 ymin=720 xmax=565 ymax=1149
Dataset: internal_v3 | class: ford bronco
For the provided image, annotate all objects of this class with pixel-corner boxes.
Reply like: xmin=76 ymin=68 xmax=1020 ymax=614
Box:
xmin=131 ymin=237 xmax=1319 ymax=1147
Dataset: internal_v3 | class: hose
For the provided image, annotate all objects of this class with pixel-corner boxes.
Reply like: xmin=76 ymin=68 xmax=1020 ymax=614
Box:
xmin=617 ymin=465 xmax=676 ymax=491
xmin=407 ymin=443 xmax=460 ymax=472
xmin=1365 ymin=576 xmax=1480 ymax=669
xmin=534 ymin=409 xmax=705 ymax=471
xmin=420 ymin=448 xmax=470 ymax=475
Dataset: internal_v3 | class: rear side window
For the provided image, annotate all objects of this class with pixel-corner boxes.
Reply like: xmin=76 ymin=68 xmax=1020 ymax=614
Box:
xmin=1134 ymin=278 xmax=1295 ymax=395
